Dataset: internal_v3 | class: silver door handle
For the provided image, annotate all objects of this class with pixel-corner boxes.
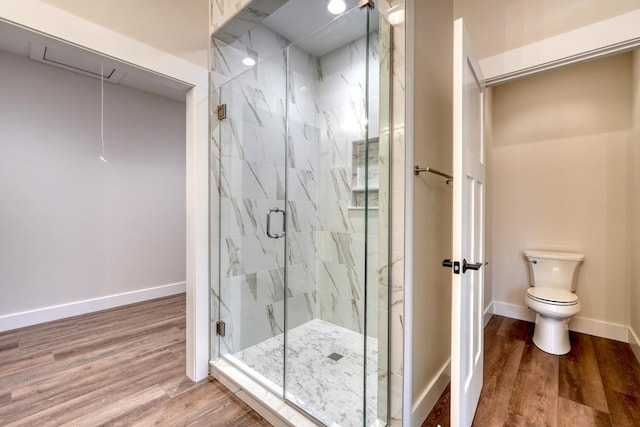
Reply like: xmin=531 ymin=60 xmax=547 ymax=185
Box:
xmin=266 ymin=207 xmax=285 ymax=239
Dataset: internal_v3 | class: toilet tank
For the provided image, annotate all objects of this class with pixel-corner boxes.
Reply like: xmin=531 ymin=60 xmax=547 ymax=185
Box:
xmin=523 ymin=250 xmax=584 ymax=291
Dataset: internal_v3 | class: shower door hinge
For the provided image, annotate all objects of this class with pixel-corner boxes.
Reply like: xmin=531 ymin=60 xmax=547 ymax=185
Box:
xmin=215 ymin=320 xmax=226 ymax=336
xmin=216 ymin=104 xmax=227 ymax=121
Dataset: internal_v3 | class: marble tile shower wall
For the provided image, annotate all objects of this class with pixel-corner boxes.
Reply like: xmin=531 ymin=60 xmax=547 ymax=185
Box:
xmin=214 ymin=24 xmax=320 ymax=355
xmin=315 ymin=33 xmax=380 ymax=338
xmin=213 ymin=20 xmax=381 ymax=351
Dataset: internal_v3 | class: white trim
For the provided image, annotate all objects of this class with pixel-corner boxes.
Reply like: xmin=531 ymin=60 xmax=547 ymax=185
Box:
xmin=185 ymin=85 xmax=211 ymax=382
xmin=629 ymin=326 xmax=640 ymax=365
xmin=491 ymin=301 xmax=535 ymax=323
xmin=483 ymin=302 xmax=494 ymax=327
xmin=570 ymin=317 xmax=629 ymax=343
xmin=411 ymin=359 xmax=451 ymax=427
xmin=403 ymin=1 xmax=416 ymax=425
xmin=0 ymin=282 xmax=186 ymax=333
xmin=491 ymin=301 xmax=629 ymax=343
xmin=480 ymin=9 xmax=640 ymax=85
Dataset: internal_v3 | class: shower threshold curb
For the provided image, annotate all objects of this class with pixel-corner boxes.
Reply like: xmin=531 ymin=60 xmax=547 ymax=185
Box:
xmin=209 ymin=357 xmax=320 ymax=427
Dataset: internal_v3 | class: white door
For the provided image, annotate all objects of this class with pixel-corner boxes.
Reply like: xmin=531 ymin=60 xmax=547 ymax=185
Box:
xmin=450 ymin=18 xmax=485 ymax=427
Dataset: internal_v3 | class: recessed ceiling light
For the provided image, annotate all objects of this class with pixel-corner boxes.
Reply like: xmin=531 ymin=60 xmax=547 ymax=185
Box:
xmin=242 ymin=57 xmax=256 ymax=66
xmin=327 ymin=0 xmax=346 ymax=15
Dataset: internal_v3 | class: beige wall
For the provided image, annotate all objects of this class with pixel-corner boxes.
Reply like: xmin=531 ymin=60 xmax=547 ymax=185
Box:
xmin=631 ymin=51 xmax=640 ymax=340
xmin=454 ymin=0 xmax=640 ymax=59
xmin=489 ymin=53 xmax=633 ymax=326
xmin=411 ymin=0 xmax=453 ymax=413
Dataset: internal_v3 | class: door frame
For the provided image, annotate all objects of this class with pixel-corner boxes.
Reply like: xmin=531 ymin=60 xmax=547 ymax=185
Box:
xmin=403 ymin=5 xmax=640 ymax=426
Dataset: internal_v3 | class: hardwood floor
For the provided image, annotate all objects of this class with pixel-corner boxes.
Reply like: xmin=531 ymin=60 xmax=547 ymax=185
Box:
xmin=8 ymin=301 xmax=639 ymax=426
xmin=0 ymin=294 xmax=270 ymax=426
xmin=423 ymin=315 xmax=640 ymax=427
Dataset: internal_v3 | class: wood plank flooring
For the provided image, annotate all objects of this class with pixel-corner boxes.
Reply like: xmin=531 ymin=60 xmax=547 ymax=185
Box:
xmin=0 ymin=294 xmax=270 ymax=426
xmin=423 ymin=315 xmax=640 ymax=426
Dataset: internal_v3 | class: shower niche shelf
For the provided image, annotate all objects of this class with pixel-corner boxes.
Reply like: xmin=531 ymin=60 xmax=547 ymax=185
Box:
xmin=350 ymin=137 xmax=379 ymax=210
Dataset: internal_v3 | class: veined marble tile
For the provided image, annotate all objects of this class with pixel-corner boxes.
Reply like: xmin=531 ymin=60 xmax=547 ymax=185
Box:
xmin=223 ymin=85 xmax=286 ymax=132
xmin=286 ymin=231 xmax=315 ymax=265
xmin=316 ymin=231 xmax=357 ymax=267
xmin=389 ymin=311 xmax=403 ymax=377
xmin=220 ymin=235 xmax=284 ymax=278
xmin=389 ymin=252 xmax=404 ymax=313
xmin=220 ymin=157 xmax=278 ymax=200
xmin=317 ymin=169 xmax=351 ymax=205
xmin=287 ymin=261 xmax=316 ymax=286
xmin=220 ymin=118 xmax=286 ymax=166
xmin=316 ymin=290 xmax=364 ymax=334
xmin=317 ymin=200 xmax=351 ymax=233
xmin=277 ymin=167 xmax=316 ymax=202
xmin=287 ymin=111 xmax=320 ymax=142
xmin=316 ymin=260 xmax=361 ymax=300
xmin=220 ymin=198 xmax=283 ymax=238
xmin=235 ymin=23 xmax=289 ymax=61
xmin=269 ymin=293 xmax=315 ymax=331
xmin=318 ymin=36 xmax=367 ymax=80
xmin=287 ymin=135 xmax=318 ymax=171
xmin=389 ymin=372 xmax=403 ymax=426
xmin=219 ymin=267 xmax=287 ymax=319
xmin=288 ymin=44 xmax=318 ymax=81
xmin=210 ymin=0 xmax=252 ymax=32
xmin=219 ymin=308 xmax=285 ymax=356
xmin=286 ymin=200 xmax=315 ymax=233
xmin=377 ymin=308 xmax=389 ymax=371
xmin=231 ymin=319 xmax=380 ymax=426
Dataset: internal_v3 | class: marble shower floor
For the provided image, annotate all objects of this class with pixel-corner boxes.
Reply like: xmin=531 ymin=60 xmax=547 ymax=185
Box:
xmin=230 ymin=319 xmax=379 ymax=426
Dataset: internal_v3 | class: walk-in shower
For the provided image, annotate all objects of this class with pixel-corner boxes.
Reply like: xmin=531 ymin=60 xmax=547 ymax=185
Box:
xmin=210 ymin=1 xmax=392 ymax=425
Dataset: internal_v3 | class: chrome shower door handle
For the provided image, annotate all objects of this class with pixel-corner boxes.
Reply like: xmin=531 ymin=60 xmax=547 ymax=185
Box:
xmin=266 ymin=207 xmax=285 ymax=239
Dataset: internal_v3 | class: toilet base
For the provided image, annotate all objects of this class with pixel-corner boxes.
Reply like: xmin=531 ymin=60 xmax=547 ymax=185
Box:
xmin=532 ymin=314 xmax=571 ymax=355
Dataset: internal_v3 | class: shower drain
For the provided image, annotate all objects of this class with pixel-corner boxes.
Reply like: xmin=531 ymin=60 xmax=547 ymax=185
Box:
xmin=328 ymin=352 xmax=343 ymax=361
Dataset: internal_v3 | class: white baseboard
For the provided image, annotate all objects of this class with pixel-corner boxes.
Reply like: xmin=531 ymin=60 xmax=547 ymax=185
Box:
xmin=491 ymin=301 xmax=629 ymax=343
xmin=483 ymin=302 xmax=494 ymax=327
xmin=0 ymin=282 xmax=186 ymax=332
xmin=491 ymin=301 xmax=535 ymax=323
xmin=411 ymin=359 xmax=451 ymax=427
xmin=629 ymin=326 xmax=640 ymax=364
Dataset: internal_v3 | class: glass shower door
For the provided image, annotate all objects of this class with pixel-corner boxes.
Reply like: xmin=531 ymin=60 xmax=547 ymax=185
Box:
xmin=217 ymin=51 xmax=288 ymax=394
xmin=283 ymin=6 xmax=382 ymax=426
xmin=214 ymin=3 xmax=389 ymax=425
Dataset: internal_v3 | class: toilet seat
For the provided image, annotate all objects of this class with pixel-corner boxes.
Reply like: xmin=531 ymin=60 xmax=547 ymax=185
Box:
xmin=526 ymin=287 xmax=578 ymax=306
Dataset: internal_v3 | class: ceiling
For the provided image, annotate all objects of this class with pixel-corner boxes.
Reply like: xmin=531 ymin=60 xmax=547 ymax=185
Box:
xmin=0 ymin=20 xmax=190 ymax=102
xmin=261 ymin=0 xmax=378 ymax=57
xmin=41 ymin=0 xmax=209 ymax=68
xmin=215 ymin=0 xmax=378 ymax=58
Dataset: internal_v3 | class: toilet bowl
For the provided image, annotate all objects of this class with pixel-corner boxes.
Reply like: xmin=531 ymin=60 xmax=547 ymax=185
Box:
xmin=523 ymin=250 xmax=584 ymax=355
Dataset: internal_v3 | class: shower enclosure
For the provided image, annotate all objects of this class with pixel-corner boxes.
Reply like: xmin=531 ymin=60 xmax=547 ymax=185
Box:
xmin=210 ymin=2 xmax=391 ymax=425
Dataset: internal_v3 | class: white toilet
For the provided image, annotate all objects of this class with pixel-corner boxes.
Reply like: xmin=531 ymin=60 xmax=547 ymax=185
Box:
xmin=523 ymin=250 xmax=584 ymax=355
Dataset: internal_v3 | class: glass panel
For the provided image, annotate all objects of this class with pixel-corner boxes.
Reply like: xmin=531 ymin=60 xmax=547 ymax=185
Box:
xmin=212 ymin=2 xmax=391 ymax=425
xmin=217 ymin=50 xmax=288 ymax=394
xmin=372 ymin=8 xmax=392 ymax=426
xmin=285 ymin=6 xmax=375 ymax=426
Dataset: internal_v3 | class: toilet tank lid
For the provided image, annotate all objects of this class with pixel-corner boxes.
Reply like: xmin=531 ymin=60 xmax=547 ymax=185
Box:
xmin=524 ymin=250 xmax=584 ymax=262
